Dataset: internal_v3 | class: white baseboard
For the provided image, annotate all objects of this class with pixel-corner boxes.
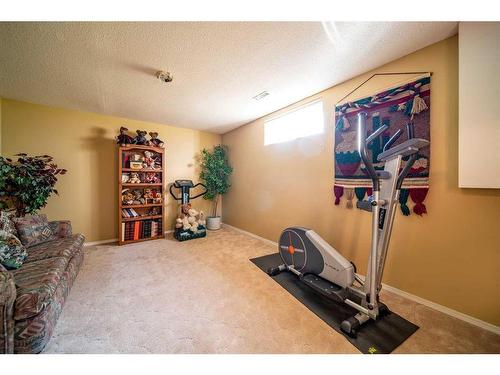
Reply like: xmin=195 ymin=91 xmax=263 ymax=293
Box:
xmin=222 ymin=223 xmax=277 ymax=247
xmin=84 ymin=238 xmax=117 ymax=247
xmin=84 ymin=230 xmax=174 ymax=247
xmin=380 ymin=283 xmax=500 ymax=335
xmin=222 ymin=222 xmax=500 ymax=335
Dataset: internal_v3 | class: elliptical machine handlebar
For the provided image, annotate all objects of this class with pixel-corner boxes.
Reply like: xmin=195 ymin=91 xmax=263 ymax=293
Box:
xmin=357 ymin=112 xmax=386 ymax=192
xmin=358 ymin=114 xmax=429 ymax=192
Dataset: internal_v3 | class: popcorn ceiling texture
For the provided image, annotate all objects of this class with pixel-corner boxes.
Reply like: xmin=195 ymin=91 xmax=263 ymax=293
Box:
xmin=44 ymin=227 xmax=500 ymax=354
xmin=0 ymin=22 xmax=457 ymax=134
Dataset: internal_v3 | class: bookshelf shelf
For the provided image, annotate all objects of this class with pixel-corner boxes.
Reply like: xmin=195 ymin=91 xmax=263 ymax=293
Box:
xmin=121 ymin=203 xmax=163 ymax=209
xmin=119 ymin=145 xmax=165 ymax=245
xmin=122 ymin=168 xmax=163 ymax=173
xmin=122 ymin=183 xmax=162 ymax=187
xmin=122 ymin=215 xmax=163 ymax=222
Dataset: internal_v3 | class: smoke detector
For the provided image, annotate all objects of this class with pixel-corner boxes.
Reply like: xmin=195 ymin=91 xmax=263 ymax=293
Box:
xmin=156 ymin=70 xmax=173 ymax=83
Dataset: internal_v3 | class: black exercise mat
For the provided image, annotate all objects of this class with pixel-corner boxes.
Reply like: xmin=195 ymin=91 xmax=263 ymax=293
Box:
xmin=250 ymin=253 xmax=419 ymax=354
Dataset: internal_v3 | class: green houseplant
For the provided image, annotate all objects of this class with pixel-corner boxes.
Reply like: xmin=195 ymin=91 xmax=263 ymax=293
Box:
xmin=199 ymin=144 xmax=233 ymax=230
xmin=0 ymin=153 xmax=67 ymax=216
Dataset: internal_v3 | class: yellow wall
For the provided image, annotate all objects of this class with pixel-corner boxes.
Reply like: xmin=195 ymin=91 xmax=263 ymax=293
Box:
xmin=1 ymin=99 xmax=221 ymax=242
xmin=222 ymin=36 xmax=500 ymax=326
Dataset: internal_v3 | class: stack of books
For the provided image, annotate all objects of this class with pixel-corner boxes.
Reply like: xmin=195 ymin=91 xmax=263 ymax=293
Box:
xmin=121 ymin=208 xmax=139 ymax=218
xmin=121 ymin=219 xmax=163 ymax=242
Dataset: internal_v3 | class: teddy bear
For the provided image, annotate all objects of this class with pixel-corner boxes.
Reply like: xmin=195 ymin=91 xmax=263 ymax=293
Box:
xmin=148 ymin=132 xmax=165 ymax=147
xmin=152 ymin=190 xmax=162 ymax=204
xmin=180 ymin=203 xmax=192 ymax=215
xmin=132 ymin=190 xmax=145 ymax=205
xmin=198 ymin=211 xmax=206 ymax=227
xmin=121 ymin=189 xmax=135 ymax=205
xmin=122 ymin=173 xmax=130 ymax=183
xmin=190 ymin=221 xmax=199 ymax=234
xmin=188 ymin=208 xmax=198 ymax=216
xmin=175 ymin=218 xmax=183 ymax=229
xmin=182 ymin=216 xmax=191 ymax=231
xmin=116 ymin=126 xmax=134 ymax=146
xmin=133 ymin=130 xmax=148 ymax=145
xmin=143 ymin=172 xmax=161 ymax=183
xmin=129 ymin=172 xmax=141 ymax=184
xmin=143 ymin=188 xmax=154 ymax=204
xmin=143 ymin=151 xmax=156 ymax=169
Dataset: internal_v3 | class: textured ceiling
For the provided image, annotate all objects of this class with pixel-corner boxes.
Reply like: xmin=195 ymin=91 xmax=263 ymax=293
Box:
xmin=0 ymin=22 xmax=457 ymax=134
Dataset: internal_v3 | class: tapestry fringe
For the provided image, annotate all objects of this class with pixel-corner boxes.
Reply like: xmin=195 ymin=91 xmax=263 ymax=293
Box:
xmin=333 ymin=185 xmax=344 ymax=205
xmin=399 ymin=189 xmax=411 ymax=216
xmin=410 ymin=188 xmax=429 ymax=216
xmin=333 ymin=185 xmax=429 ymax=216
xmin=354 ymin=187 xmax=366 ymax=202
xmin=345 ymin=188 xmax=354 ymax=209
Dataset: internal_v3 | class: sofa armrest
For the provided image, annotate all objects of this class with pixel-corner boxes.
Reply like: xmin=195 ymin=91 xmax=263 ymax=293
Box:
xmin=49 ymin=220 xmax=73 ymax=238
xmin=0 ymin=265 xmax=16 ymax=354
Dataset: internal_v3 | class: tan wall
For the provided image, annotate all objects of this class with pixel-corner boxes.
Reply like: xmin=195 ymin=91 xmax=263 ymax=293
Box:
xmin=222 ymin=36 xmax=500 ymax=326
xmin=1 ymin=99 xmax=221 ymax=242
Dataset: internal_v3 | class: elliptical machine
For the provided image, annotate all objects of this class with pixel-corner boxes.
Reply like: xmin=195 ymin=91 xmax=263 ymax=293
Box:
xmin=267 ymin=112 xmax=429 ymax=336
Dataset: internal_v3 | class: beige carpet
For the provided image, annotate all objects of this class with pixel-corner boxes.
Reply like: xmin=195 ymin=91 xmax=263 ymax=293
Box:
xmin=44 ymin=226 xmax=500 ymax=354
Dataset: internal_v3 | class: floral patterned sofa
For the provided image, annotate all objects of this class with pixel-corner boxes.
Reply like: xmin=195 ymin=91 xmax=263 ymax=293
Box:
xmin=0 ymin=220 xmax=84 ymax=354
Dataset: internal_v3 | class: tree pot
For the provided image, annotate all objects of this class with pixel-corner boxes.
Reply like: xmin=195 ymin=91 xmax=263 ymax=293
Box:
xmin=206 ymin=216 xmax=222 ymax=230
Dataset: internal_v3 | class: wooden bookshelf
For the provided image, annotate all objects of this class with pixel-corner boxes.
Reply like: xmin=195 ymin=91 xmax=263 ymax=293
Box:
xmin=118 ymin=144 xmax=165 ymax=245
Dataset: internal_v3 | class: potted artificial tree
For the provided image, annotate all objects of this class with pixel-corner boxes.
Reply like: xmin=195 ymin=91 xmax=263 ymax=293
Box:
xmin=0 ymin=153 xmax=66 ymax=216
xmin=199 ymin=144 xmax=233 ymax=230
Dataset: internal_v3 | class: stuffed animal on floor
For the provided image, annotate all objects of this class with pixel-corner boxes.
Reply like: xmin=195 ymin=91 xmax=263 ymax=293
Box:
xmin=116 ymin=126 xmax=134 ymax=146
xmin=198 ymin=211 xmax=206 ymax=227
xmin=175 ymin=204 xmax=206 ymax=234
xmin=134 ymin=130 xmax=148 ymax=145
xmin=175 ymin=218 xmax=183 ymax=229
xmin=180 ymin=204 xmax=192 ymax=215
xmin=148 ymin=132 xmax=165 ymax=148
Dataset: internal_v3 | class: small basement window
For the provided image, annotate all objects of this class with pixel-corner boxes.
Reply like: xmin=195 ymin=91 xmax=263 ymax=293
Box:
xmin=264 ymin=100 xmax=324 ymax=145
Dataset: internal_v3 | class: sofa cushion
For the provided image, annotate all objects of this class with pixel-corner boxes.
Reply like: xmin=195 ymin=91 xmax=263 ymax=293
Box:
xmin=14 ymin=215 xmax=54 ymax=248
xmin=0 ymin=230 xmax=28 ymax=269
xmin=10 ymin=256 xmax=69 ymax=321
xmin=48 ymin=220 xmax=73 ymax=238
xmin=0 ymin=210 xmax=18 ymax=236
xmin=25 ymin=234 xmax=85 ymax=263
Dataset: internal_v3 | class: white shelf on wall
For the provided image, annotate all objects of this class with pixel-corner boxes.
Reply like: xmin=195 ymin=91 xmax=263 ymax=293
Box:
xmin=458 ymin=22 xmax=500 ymax=189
